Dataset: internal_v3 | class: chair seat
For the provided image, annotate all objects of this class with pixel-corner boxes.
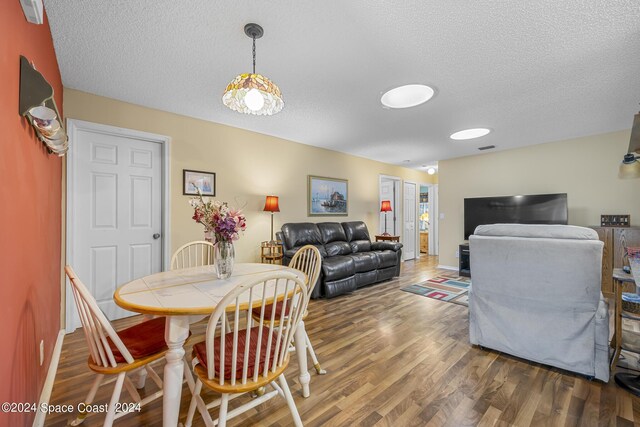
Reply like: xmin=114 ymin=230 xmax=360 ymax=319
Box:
xmin=108 ymin=317 xmax=167 ymax=363
xmin=192 ymin=327 xmax=277 ymax=380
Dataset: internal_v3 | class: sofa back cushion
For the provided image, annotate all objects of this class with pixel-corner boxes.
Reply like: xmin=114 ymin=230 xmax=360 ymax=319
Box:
xmin=281 ymin=223 xmax=323 ymax=249
xmin=317 ymin=222 xmax=348 ymax=243
xmin=317 ymin=222 xmax=351 ymax=257
xmin=342 ymin=221 xmax=372 ymax=253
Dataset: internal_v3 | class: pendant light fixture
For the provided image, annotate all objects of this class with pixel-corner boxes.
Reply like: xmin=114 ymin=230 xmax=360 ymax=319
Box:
xmin=222 ymin=23 xmax=284 ymax=116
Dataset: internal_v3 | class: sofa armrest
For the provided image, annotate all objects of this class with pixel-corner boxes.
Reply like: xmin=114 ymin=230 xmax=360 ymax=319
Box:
xmin=371 ymin=241 xmax=403 ymax=251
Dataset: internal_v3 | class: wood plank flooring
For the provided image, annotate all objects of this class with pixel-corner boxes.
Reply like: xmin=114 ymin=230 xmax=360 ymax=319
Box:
xmin=47 ymin=256 xmax=640 ymax=426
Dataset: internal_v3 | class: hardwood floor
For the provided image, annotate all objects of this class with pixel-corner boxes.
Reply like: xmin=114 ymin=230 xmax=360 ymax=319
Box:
xmin=48 ymin=256 xmax=640 ymax=427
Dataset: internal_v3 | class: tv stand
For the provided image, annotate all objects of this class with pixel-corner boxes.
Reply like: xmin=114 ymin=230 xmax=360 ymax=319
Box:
xmin=459 ymin=244 xmax=471 ymax=277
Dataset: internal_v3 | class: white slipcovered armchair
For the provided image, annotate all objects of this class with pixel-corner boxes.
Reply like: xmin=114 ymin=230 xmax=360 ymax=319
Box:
xmin=469 ymin=224 xmax=609 ymax=382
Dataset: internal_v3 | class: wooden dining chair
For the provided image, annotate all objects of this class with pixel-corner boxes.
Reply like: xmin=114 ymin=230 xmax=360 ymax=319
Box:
xmin=252 ymin=245 xmax=326 ymax=375
xmin=184 ymin=271 xmax=308 ymax=427
xmin=65 ymin=266 xmax=167 ymax=427
xmin=170 ymin=240 xmax=214 ymax=270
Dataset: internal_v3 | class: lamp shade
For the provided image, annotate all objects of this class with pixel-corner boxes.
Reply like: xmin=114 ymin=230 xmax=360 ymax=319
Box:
xmin=263 ymin=195 xmax=280 ymax=212
xmin=380 ymin=200 xmax=392 ymax=212
xmin=619 ymin=155 xmax=640 ymax=179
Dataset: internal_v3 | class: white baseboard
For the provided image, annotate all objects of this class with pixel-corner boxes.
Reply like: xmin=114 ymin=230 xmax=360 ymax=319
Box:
xmin=437 ymin=264 xmax=459 ymax=271
xmin=33 ymin=329 xmax=65 ymax=427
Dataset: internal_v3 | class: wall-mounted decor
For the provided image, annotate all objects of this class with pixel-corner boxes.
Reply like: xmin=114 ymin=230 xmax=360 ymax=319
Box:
xmin=601 ymin=214 xmax=630 ymax=227
xmin=183 ymin=169 xmax=216 ymax=196
xmin=308 ymin=175 xmax=348 ymax=216
xmin=19 ymin=55 xmax=68 ymax=156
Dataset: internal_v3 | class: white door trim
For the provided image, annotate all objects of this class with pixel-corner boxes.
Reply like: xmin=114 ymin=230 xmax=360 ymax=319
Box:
xmin=65 ymin=119 xmax=171 ymax=333
xmin=418 ymin=182 xmax=436 ymax=256
xmin=402 ymin=180 xmax=418 ymax=260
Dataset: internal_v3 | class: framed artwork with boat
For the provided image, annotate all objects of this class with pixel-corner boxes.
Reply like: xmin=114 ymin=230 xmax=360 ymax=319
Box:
xmin=308 ymin=175 xmax=348 ymax=216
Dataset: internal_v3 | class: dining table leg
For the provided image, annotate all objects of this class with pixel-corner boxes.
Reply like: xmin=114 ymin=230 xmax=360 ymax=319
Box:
xmin=295 ymin=320 xmax=311 ymax=398
xmin=163 ymin=315 xmax=190 ymax=426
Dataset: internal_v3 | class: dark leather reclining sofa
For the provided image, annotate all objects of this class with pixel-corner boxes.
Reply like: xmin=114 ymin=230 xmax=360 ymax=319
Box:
xmin=276 ymin=221 xmax=403 ymax=298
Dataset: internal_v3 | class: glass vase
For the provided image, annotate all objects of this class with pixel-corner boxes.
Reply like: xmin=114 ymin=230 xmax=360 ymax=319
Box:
xmin=215 ymin=241 xmax=235 ymax=279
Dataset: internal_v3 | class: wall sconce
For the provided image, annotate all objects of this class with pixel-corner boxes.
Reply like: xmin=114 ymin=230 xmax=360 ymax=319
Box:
xmin=619 ymin=111 xmax=640 ymax=179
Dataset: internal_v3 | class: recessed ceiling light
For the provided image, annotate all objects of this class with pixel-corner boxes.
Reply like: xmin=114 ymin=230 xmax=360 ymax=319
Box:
xmin=450 ymin=128 xmax=491 ymax=140
xmin=381 ymin=84 xmax=434 ymax=109
xmin=427 ymin=167 xmax=436 ymax=175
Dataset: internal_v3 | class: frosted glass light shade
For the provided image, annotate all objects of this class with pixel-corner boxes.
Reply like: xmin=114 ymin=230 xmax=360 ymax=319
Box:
xmin=222 ymin=73 xmax=284 ymax=115
xmin=381 ymin=84 xmax=434 ymax=109
xmin=450 ymin=128 xmax=491 ymax=140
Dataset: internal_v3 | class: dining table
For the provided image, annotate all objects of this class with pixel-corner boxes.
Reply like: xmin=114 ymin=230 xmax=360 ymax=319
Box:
xmin=114 ymin=262 xmax=310 ymax=427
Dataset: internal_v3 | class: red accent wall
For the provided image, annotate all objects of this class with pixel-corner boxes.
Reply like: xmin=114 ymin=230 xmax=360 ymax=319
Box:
xmin=0 ymin=2 xmax=62 ymax=425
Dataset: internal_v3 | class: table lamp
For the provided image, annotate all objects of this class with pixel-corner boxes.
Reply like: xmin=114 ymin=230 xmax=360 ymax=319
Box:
xmin=380 ymin=200 xmax=392 ymax=236
xmin=263 ymin=195 xmax=280 ymax=244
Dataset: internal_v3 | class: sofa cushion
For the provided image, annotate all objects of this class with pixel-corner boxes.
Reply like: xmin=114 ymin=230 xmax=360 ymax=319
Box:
xmin=342 ymin=221 xmax=371 ymax=242
xmin=285 ymin=245 xmax=327 ymax=260
xmin=322 ymin=256 xmax=356 ymax=281
xmin=281 ymin=223 xmax=323 ymax=249
xmin=473 ymin=224 xmax=598 ymax=240
xmin=318 ymin=222 xmax=348 ymax=243
xmin=349 ymin=252 xmax=379 ymax=272
xmin=374 ymin=250 xmax=397 ymax=269
xmin=325 ymin=241 xmax=352 ymax=257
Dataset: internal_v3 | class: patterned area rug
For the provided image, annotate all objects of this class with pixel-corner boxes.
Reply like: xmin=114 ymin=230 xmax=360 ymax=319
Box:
xmin=401 ymin=272 xmax=471 ymax=306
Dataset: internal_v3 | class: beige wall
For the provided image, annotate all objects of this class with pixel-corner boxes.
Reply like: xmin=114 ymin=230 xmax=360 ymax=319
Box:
xmin=438 ymin=130 xmax=639 ymax=267
xmin=63 ymin=89 xmax=434 ymax=263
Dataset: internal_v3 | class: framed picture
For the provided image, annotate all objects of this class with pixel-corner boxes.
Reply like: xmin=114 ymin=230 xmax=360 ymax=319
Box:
xmin=183 ymin=169 xmax=216 ymax=196
xmin=308 ymin=175 xmax=348 ymax=216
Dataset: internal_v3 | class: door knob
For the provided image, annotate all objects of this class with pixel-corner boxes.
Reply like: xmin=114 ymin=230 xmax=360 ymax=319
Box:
xmin=153 ymin=233 xmax=161 ymax=239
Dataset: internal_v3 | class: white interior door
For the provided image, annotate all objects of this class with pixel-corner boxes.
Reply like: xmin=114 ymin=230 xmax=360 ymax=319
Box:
xmin=68 ymin=122 xmax=165 ymax=328
xmin=403 ymin=182 xmax=417 ymax=260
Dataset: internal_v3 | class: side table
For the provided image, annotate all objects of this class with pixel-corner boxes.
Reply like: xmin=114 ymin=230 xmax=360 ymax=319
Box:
xmin=611 ymin=267 xmax=640 ymax=396
xmin=261 ymin=241 xmax=283 ymax=265
xmin=611 ymin=268 xmax=637 ymax=370
xmin=375 ymin=235 xmax=400 ymax=242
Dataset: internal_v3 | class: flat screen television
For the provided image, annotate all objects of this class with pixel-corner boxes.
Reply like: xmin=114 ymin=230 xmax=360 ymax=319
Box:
xmin=464 ymin=193 xmax=568 ymax=239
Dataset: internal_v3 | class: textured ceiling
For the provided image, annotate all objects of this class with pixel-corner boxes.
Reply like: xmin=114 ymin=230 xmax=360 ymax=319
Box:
xmin=44 ymin=0 xmax=640 ymax=169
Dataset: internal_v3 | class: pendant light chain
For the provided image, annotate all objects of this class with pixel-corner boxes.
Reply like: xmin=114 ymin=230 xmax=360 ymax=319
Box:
xmin=252 ymin=35 xmax=256 ymax=74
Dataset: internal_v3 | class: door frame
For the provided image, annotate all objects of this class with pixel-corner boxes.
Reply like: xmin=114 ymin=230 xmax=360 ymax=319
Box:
xmin=402 ymin=180 xmax=418 ymax=261
xmin=379 ymin=174 xmax=402 ymax=236
xmin=418 ymin=182 xmax=436 ymax=256
xmin=65 ymin=119 xmax=171 ymax=332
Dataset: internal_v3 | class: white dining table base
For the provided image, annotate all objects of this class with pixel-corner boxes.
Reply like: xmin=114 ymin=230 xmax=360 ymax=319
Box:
xmin=163 ymin=315 xmax=202 ymax=427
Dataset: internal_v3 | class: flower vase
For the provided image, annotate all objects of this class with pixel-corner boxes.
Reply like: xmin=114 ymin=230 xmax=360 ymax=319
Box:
xmin=215 ymin=241 xmax=235 ymax=279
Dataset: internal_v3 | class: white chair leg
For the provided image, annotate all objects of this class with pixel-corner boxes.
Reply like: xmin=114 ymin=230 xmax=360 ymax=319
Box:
xmin=305 ymin=332 xmax=326 ymax=375
xmin=104 ymin=372 xmax=125 ymax=427
xmin=218 ymin=394 xmax=230 ymax=427
xmin=184 ymin=379 xmax=202 ymax=427
xmin=133 ymin=366 xmax=148 ymax=389
xmin=70 ymin=374 xmax=103 ymax=426
xmin=278 ymin=375 xmax=303 ymax=427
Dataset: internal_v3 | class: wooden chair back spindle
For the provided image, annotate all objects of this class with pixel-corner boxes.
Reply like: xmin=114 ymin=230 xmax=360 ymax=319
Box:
xmin=64 ymin=266 xmax=134 ymax=367
xmin=170 ymin=241 xmax=214 ymax=270
xmin=204 ymin=271 xmax=307 ymax=386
